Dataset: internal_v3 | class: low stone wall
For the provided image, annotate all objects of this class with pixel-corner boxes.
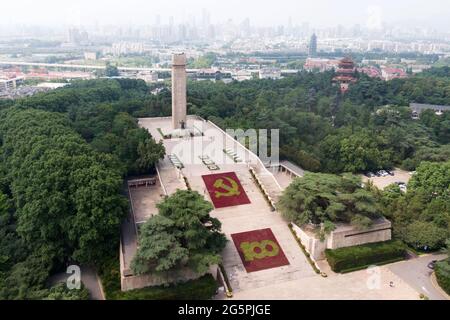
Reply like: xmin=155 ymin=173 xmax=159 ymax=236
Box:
xmin=291 ymin=224 xmax=327 ymax=261
xmin=121 ymin=264 xmax=219 ymax=292
xmin=292 ymin=219 xmax=392 ymax=261
xmin=329 ymin=219 xmax=392 ymax=250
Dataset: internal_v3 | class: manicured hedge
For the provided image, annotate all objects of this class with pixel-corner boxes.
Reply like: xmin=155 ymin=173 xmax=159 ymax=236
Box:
xmin=435 ymin=260 xmax=450 ymax=295
xmin=325 ymin=241 xmax=407 ymax=273
xmin=116 ymin=275 xmax=218 ymax=300
xmin=99 ymin=256 xmax=218 ymax=300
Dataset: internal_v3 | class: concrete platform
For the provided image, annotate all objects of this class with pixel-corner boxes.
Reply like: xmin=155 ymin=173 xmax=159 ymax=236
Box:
xmin=129 ymin=180 xmax=165 ymax=224
xmin=133 ymin=116 xmax=420 ymax=300
xmin=139 ymin=116 xmax=316 ymax=294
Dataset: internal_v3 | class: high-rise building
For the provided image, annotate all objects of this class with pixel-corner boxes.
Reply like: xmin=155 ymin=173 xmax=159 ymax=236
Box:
xmin=67 ymin=28 xmax=89 ymax=45
xmin=308 ymin=33 xmax=318 ymax=57
xmin=241 ymin=18 xmax=251 ymax=37
xmin=287 ymin=17 xmax=293 ymax=36
xmin=155 ymin=14 xmax=161 ymax=26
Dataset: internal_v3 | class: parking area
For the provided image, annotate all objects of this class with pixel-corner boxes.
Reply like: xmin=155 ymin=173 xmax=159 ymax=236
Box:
xmin=362 ymin=169 xmax=412 ymax=190
xmin=231 ymin=265 xmax=419 ymax=300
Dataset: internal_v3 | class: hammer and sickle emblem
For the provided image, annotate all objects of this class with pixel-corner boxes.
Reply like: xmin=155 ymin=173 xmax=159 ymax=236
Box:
xmin=214 ymin=177 xmax=241 ymax=198
xmin=240 ymin=240 xmax=280 ymax=261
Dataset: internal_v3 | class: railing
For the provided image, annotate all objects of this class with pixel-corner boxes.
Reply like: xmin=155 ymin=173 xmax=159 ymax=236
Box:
xmin=155 ymin=163 xmax=168 ymax=196
xmin=218 ymin=264 xmax=233 ymax=298
xmin=206 ymin=119 xmax=283 ymax=192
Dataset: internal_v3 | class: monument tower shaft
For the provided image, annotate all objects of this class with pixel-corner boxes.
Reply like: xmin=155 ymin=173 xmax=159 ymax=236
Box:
xmin=172 ymin=53 xmax=187 ymax=130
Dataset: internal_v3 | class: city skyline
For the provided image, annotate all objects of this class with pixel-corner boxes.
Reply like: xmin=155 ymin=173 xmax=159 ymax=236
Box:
xmin=1 ymin=0 xmax=450 ymax=30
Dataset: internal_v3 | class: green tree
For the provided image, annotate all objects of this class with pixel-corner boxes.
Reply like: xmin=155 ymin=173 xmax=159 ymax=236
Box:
xmin=105 ymin=62 xmax=120 ymax=77
xmin=339 ymin=131 xmax=386 ymax=172
xmin=131 ymin=190 xmax=227 ymax=275
xmin=380 ymin=161 xmax=450 ymax=250
xmin=408 ymin=161 xmax=450 ymax=197
xmin=0 ymin=108 xmax=128 ymax=265
xmin=135 ymin=137 xmax=165 ymax=174
xmin=403 ymin=221 xmax=448 ymax=250
xmin=278 ymin=173 xmax=381 ymax=235
xmin=44 ymin=283 xmax=90 ymax=300
xmin=131 ymin=215 xmax=189 ymax=274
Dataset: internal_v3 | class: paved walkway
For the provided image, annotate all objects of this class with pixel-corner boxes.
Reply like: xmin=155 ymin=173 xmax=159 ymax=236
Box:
xmin=231 ymin=266 xmax=418 ymax=300
xmin=140 ymin=117 xmax=317 ymax=295
xmin=81 ymin=266 xmax=105 ymax=300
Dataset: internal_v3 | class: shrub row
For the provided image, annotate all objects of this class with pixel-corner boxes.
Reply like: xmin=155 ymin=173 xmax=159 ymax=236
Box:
xmin=435 ymin=260 xmax=450 ymax=295
xmin=116 ymin=275 xmax=218 ymax=300
xmin=325 ymin=240 xmax=407 ymax=273
xmin=99 ymin=256 xmax=218 ymax=300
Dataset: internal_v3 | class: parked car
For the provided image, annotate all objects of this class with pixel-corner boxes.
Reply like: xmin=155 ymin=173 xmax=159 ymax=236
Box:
xmin=386 ymin=170 xmax=395 ymax=176
xmin=427 ymin=260 xmax=438 ymax=270
xmin=365 ymin=172 xmax=376 ymax=178
xmin=377 ymin=170 xmax=389 ymax=177
xmin=391 ymin=182 xmax=407 ymax=192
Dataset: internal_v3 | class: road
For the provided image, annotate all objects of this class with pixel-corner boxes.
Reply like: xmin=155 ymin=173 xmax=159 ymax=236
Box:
xmin=388 ymin=253 xmax=448 ymax=300
xmin=0 ymin=60 xmax=301 ymax=74
xmin=81 ymin=266 xmax=105 ymax=300
xmin=0 ymin=60 xmax=174 ymax=72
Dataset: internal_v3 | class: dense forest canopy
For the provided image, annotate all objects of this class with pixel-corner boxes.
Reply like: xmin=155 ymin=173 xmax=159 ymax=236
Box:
xmin=8 ymin=72 xmax=449 ymax=176
xmin=0 ymin=108 xmax=128 ymax=299
xmin=0 ymin=79 xmax=165 ymax=299
xmin=186 ymin=71 xmax=450 ymax=172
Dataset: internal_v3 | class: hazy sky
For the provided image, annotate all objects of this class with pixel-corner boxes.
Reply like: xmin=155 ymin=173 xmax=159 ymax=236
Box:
xmin=1 ymin=0 xmax=450 ymax=29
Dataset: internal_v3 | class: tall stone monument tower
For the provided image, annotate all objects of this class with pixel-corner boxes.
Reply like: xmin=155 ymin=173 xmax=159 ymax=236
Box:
xmin=172 ymin=53 xmax=187 ymax=130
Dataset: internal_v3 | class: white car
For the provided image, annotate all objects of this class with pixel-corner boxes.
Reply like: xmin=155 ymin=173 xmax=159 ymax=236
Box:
xmin=395 ymin=182 xmax=408 ymax=193
xmin=378 ymin=170 xmax=389 ymax=177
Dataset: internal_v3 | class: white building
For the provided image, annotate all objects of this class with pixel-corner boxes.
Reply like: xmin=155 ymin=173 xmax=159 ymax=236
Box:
xmin=0 ymin=77 xmax=24 ymax=92
xmin=84 ymin=52 xmax=98 ymax=61
xmin=259 ymin=67 xmax=282 ymax=80
xmin=232 ymin=70 xmax=254 ymax=82
xmin=137 ymin=71 xmax=159 ymax=83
